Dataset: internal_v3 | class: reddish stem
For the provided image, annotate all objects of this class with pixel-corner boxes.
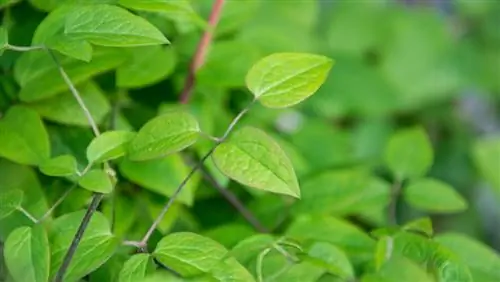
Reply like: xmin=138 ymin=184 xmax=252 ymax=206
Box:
xmin=179 ymin=0 xmax=226 ymax=104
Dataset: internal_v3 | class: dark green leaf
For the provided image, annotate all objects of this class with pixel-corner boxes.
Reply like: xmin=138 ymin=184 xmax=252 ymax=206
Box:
xmin=404 ymin=178 xmax=467 ymax=213
xmin=49 ymin=210 xmax=119 ymax=282
xmin=0 ymin=26 xmax=7 ymax=54
xmin=4 ymin=225 xmax=50 ymax=282
xmin=117 ymin=45 xmax=176 ymax=88
xmin=128 ymin=111 xmax=200 ymax=161
xmin=246 ymin=52 xmax=333 ymax=108
xmin=65 ymin=4 xmax=169 ymax=47
xmin=78 ymin=169 xmax=113 ymax=194
xmin=0 ymin=106 xmax=50 ymax=165
xmin=118 ymin=254 xmax=154 ymax=282
xmin=0 ymin=189 xmax=23 ymax=220
xmin=213 ymin=126 xmax=300 ymax=198
xmin=384 ymin=126 xmax=434 ymax=180
xmin=39 ymin=154 xmax=78 ymax=177
xmin=87 ymin=130 xmax=136 ymax=163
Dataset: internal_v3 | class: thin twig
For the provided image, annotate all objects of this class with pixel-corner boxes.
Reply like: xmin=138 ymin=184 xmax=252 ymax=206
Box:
xmin=47 ymin=49 xmax=101 ymax=136
xmin=179 ymin=0 xmax=226 ymax=104
xmin=38 ymin=185 xmax=76 ymax=223
xmin=16 ymin=207 xmax=38 ymax=223
xmin=200 ymin=165 xmax=269 ymax=233
xmin=5 ymin=44 xmax=44 ymax=52
xmin=54 ymin=193 xmax=104 ymax=282
xmin=388 ymin=179 xmax=402 ymax=226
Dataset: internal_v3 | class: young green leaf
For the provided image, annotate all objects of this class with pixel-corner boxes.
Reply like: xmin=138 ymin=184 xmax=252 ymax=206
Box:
xmin=384 ymin=126 xmax=433 ymax=180
xmin=374 ymin=236 xmax=393 ymax=270
xmin=46 ymin=35 xmax=93 ymax=62
xmin=362 ymin=256 xmax=434 ymax=282
xmin=28 ymin=82 xmax=111 ymax=127
xmin=0 ymin=106 xmax=50 ymax=165
xmin=39 ymin=154 xmax=78 ymax=177
xmin=118 ymin=254 xmax=154 ymax=282
xmin=4 ymin=226 xmax=50 ymax=282
xmin=212 ymin=126 xmax=301 ymax=198
xmin=49 ymin=211 xmax=119 ymax=282
xmin=245 ymin=52 xmax=333 ymax=108
xmin=87 ymin=130 xmax=136 ymax=163
xmin=128 ymin=111 xmax=200 ymax=161
xmin=472 ymin=136 xmax=500 ymax=194
xmin=78 ymin=169 xmax=113 ymax=194
xmin=404 ymin=178 xmax=467 ymax=213
xmin=403 ymin=217 xmax=433 ymax=237
xmin=0 ymin=189 xmax=23 ymax=220
xmin=304 ymin=242 xmax=354 ymax=279
xmin=65 ymin=4 xmax=169 ymax=47
xmin=153 ymin=232 xmax=229 ymax=277
xmin=116 ymin=45 xmax=176 ymax=88
xmin=436 ymin=233 xmax=500 ymax=282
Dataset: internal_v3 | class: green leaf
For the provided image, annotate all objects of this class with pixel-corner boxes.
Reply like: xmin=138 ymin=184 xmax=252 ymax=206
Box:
xmin=128 ymin=111 xmax=200 ymax=161
xmin=116 ymin=45 xmax=176 ymax=88
xmin=208 ymin=256 xmax=256 ymax=282
xmin=0 ymin=189 xmax=23 ymax=220
xmin=0 ymin=26 xmax=7 ymax=55
xmin=384 ymin=126 xmax=434 ymax=180
xmin=245 ymin=52 xmax=333 ymax=108
xmin=362 ymin=256 xmax=434 ymax=282
xmin=472 ymin=136 xmax=500 ymax=193
xmin=78 ymin=169 xmax=113 ymax=194
xmin=403 ymin=217 xmax=433 ymax=237
xmin=39 ymin=154 xmax=78 ymax=177
xmin=230 ymin=234 xmax=275 ymax=265
xmin=212 ymin=126 xmax=300 ymax=198
xmin=404 ymin=178 xmax=467 ymax=213
xmin=4 ymin=226 xmax=50 ymax=282
xmin=0 ymin=105 xmax=50 ymax=165
xmin=436 ymin=233 xmax=500 ymax=282
xmin=87 ymin=131 xmax=136 ymax=163
xmin=119 ymin=0 xmax=204 ymax=27
xmin=304 ymin=242 xmax=354 ymax=279
xmin=65 ymin=4 xmax=169 ymax=47
xmin=119 ymin=154 xmax=198 ymax=205
xmin=16 ymin=48 xmax=127 ymax=102
xmin=27 ymin=82 xmax=111 ymax=127
xmin=118 ymin=254 xmax=154 ymax=282
xmin=153 ymin=232 xmax=229 ymax=277
xmin=49 ymin=210 xmax=119 ymax=282
xmin=46 ymin=35 xmax=93 ymax=62
xmin=374 ymin=236 xmax=393 ymax=270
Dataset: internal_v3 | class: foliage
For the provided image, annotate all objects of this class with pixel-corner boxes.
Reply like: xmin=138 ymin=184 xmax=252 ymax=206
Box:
xmin=0 ymin=1 xmax=499 ymax=282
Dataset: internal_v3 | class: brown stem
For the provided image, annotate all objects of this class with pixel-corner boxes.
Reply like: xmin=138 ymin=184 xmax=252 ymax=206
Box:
xmin=388 ymin=179 xmax=402 ymax=226
xmin=179 ymin=0 xmax=226 ymax=104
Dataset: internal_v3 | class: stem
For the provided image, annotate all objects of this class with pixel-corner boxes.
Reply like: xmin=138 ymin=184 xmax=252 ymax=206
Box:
xmin=139 ymin=102 xmax=254 ymax=247
xmin=16 ymin=207 xmax=37 ymax=223
xmin=200 ymin=166 xmax=269 ymax=233
xmin=38 ymin=185 xmax=76 ymax=223
xmin=256 ymin=248 xmax=271 ymax=282
xmin=388 ymin=179 xmax=402 ymax=226
xmin=53 ymin=193 xmax=104 ymax=282
xmin=47 ymin=49 xmax=101 ymax=136
xmin=179 ymin=0 xmax=226 ymax=104
xmin=5 ymin=44 xmax=44 ymax=52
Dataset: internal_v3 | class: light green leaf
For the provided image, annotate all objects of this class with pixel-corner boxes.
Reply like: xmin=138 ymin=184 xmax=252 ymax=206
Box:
xmin=404 ymin=178 xmax=467 ymax=213
xmin=362 ymin=256 xmax=434 ymax=282
xmin=436 ymin=233 xmax=500 ymax=282
xmin=403 ymin=217 xmax=433 ymax=237
xmin=0 ymin=105 xmax=50 ymax=165
xmin=39 ymin=154 xmax=78 ymax=177
xmin=0 ymin=189 xmax=23 ymax=220
xmin=32 ymin=5 xmax=92 ymax=61
xmin=65 ymin=4 xmax=169 ymax=47
xmin=0 ymin=26 xmax=7 ymax=54
xmin=208 ymin=256 xmax=256 ymax=282
xmin=245 ymin=52 xmax=333 ymax=108
xmin=118 ymin=254 xmax=154 ymax=282
xmin=16 ymin=48 xmax=127 ymax=102
xmin=153 ymin=232 xmax=229 ymax=277
xmin=304 ymin=242 xmax=354 ymax=279
xmin=4 ymin=226 xmax=50 ymax=282
xmin=270 ymin=261 xmax=326 ymax=282
xmin=472 ymin=136 xmax=500 ymax=193
xmin=119 ymin=0 xmax=204 ymax=27
xmin=374 ymin=236 xmax=393 ymax=271
xmin=212 ymin=126 xmax=300 ymax=198
xmin=203 ymin=224 xmax=256 ymax=248
xmin=384 ymin=126 xmax=434 ymax=180
xmin=78 ymin=169 xmax=113 ymax=194
xmin=128 ymin=111 xmax=200 ymax=161
xmin=49 ymin=210 xmax=119 ymax=282
xmin=229 ymin=234 xmax=275 ymax=265
xmin=119 ymin=154 xmax=198 ymax=206
xmin=87 ymin=131 xmax=136 ymax=163
xmin=117 ymin=45 xmax=176 ymax=88
xmin=27 ymin=82 xmax=111 ymax=127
